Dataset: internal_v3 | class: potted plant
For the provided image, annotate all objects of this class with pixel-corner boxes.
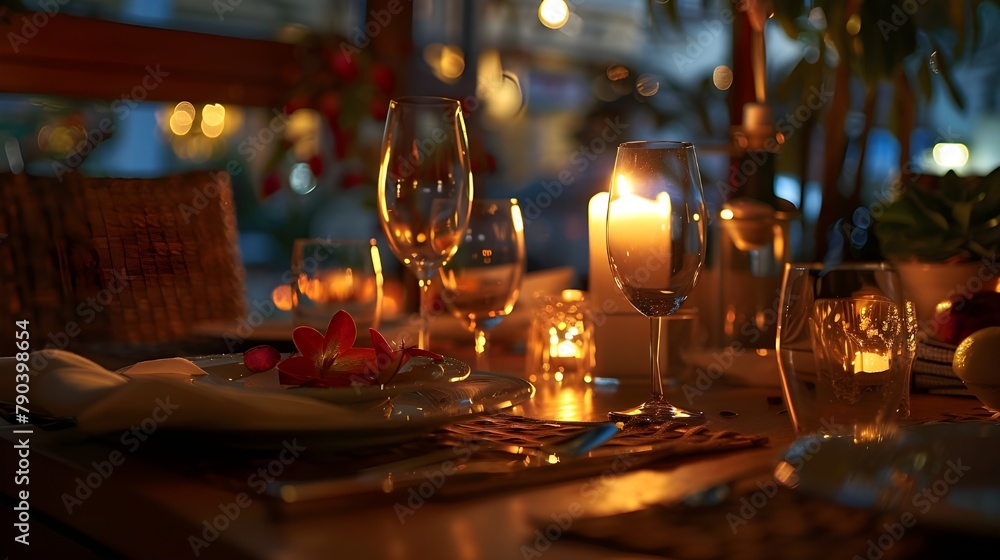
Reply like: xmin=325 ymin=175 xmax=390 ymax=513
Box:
xmin=874 ymin=167 xmax=1000 ymax=332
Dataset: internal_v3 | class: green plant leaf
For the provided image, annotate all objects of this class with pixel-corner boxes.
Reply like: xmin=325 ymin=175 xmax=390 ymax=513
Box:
xmin=906 ymin=190 xmax=951 ymax=232
xmin=971 ymin=165 xmax=1000 ymax=222
xmin=951 ymin=201 xmax=973 ymax=233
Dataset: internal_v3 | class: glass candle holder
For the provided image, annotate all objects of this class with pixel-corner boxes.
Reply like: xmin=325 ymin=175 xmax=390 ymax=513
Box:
xmin=526 ymin=290 xmax=593 ymax=383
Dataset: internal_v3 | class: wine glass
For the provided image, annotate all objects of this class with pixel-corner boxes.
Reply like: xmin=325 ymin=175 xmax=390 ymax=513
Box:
xmin=606 ymin=141 xmax=707 ymax=424
xmin=439 ymin=199 xmax=526 ymax=371
xmin=377 ymin=97 xmax=474 ymax=349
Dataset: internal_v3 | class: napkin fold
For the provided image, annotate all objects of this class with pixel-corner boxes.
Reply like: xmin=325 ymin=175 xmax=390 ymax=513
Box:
xmin=1 ymin=349 xmax=368 ymax=434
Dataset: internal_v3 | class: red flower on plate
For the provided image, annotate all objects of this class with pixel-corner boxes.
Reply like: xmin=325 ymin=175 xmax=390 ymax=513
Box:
xmin=275 ymin=310 xmax=446 ymax=388
xmin=369 ymin=329 xmax=444 ymax=385
xmin=277 ymin=310 xmax=377 ymax=388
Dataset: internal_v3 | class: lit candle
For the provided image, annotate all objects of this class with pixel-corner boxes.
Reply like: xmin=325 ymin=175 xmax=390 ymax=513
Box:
xmin=606 ymin=176 xmax=672 ymax=293
xmin=322 ymin=269 xmax=356 ymax=302
xmin=588 ymin=192 xmax=632 ymax=313
xmin=852 ymin=351 xmax=891 ymax=373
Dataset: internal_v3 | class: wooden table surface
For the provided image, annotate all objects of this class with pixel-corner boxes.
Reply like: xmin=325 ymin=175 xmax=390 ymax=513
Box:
xmin=2 ymin=343 xmax=993 ymax=560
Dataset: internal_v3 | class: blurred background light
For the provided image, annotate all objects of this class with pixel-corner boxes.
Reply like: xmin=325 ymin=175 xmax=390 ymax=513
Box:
xmin=538 ymin=0 xmax=570 ymax=30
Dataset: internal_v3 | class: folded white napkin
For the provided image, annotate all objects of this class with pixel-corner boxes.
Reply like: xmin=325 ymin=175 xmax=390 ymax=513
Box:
xmin=0 ymin=349 xmax=368 ymax=434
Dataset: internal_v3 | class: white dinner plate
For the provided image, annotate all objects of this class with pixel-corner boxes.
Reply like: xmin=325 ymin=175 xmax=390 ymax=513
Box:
xmin=188 ymin=354 xmax=472 ymax=404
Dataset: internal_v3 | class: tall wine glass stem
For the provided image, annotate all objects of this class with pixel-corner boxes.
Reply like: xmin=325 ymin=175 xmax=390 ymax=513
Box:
xmin=649 ymin=317 xmax=665 ymax=401
xmin=416 ymin=273 xmax=433 ymax=350
xmin=474 ymin=326 xmax=490 ymax=372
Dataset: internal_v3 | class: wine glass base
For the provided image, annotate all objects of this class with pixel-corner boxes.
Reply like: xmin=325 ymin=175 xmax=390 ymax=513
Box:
xmin=608 ymin=399 xmax=705 ymax=426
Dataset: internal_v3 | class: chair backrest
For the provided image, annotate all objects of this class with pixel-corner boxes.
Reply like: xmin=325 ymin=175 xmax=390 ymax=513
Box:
xmin=0 ymin=170 xmax=246 ymax=346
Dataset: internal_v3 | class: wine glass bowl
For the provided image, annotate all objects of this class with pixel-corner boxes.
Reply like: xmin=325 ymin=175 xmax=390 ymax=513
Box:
xmin=439 ymin=199 xmax=526 ymax=371
xmin=605 ymin=140 xmax=707 ymax=425
xmin=377 ymin=96 xmax=474 ymax=349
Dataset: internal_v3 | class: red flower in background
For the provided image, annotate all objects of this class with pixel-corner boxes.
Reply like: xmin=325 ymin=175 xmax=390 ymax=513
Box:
xmin=307 ymin=154 xmax=324 ymax=177
xmin=371 ymin=64 xmax=395 ymax=95
xmin=328 ymin=51 xmax=358 ymax=81
xmin=262 ymin=173 xmax=282 ymax=198
xmin=341 ymin=171 xmax=365 ymax=189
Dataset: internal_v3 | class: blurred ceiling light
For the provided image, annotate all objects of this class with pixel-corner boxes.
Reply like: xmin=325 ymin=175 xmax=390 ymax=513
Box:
xmin=636 ymin=74 xmax=660 ymax=97
xmin=713 ymin=66 xmax=733 ymax=90
xmin=485 ymin=72 xmax=524 ymax=120
xmin=846 ymin=14 xmax=861 ymax=35
xmin=200 ymin=103 xmax=226 ymax=138
xmin=175 ymin=101 xmax=196 ymax=119
xmin=606 ymin=64 xmax=629 ymax=81
xmin=932 ymin=143 xmax=969 ymax=168
xmin=202 ymin=103 xmax=226 ymax=126
xmin=289 ymin=162 xmax=317 ymax=195
xmin=169 ymin=101 xmax=195 ymax=135
xmin=286 ymin=109 xmax=321 ymax=161
xmin=439 ymin=45 xmax=465 ymax=80
xmin=477 ymin=49 xmax=504 ymax=99
xmin=423 ymin=43 xmax=465 ymax=83
xmin=538 ymin=0 xmax=569 ymax=29
xmin=201 ymin=119 xmax=224 ymax=138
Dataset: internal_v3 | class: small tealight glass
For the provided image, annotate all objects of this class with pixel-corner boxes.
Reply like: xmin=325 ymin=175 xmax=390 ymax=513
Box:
xmin=776 ymin=263 xmax=915 ymax=443
xmin=526 ymin=290 xmax=594 ymax=383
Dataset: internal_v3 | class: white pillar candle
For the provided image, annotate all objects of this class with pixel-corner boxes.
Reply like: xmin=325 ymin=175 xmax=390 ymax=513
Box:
xmin=588 ymin=192 xmax=632 ymax=314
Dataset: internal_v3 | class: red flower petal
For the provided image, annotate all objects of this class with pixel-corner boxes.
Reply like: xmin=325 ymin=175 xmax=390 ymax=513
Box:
xmin=244 ymin=345 xmax=281 ymax=373
xmin=368 ymin=329 xmax=404 ymax=383
xmin=276 ymin=355 xmax=319 ymax=385
xmin=369 ymin=327 xmax=394 ymax=356
xmin=333 ymin=348 xmax=377 ymax=374
xmin=405 ymin=347 xmax=445 ymax=362
xmin=324 ymin=310 xmax=358 ymax=358
xmin=292 ymin=326 xmax=325 ymax=362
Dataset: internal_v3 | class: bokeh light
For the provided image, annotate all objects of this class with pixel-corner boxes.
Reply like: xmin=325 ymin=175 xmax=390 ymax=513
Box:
xmin=538 ymin=0 xmax=570 ymax=29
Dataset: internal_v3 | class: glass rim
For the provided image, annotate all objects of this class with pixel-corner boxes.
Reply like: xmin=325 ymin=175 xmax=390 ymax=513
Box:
xmin=293 ymin=237 xmax=377 ymax=247
xmin=785 ymin=261 xmax=896 ymax=272
xmin=618 ymin=140 xmax=695 ymax=150
xmin=390 ymin=96 xmax=462 ymax=107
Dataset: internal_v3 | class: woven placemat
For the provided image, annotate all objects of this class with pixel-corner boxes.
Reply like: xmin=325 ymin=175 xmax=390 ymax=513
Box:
xmin=411 ymin=415 xmax=770 ymax=499
xmin=441 ymin=414 xmax=769 ymax=454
